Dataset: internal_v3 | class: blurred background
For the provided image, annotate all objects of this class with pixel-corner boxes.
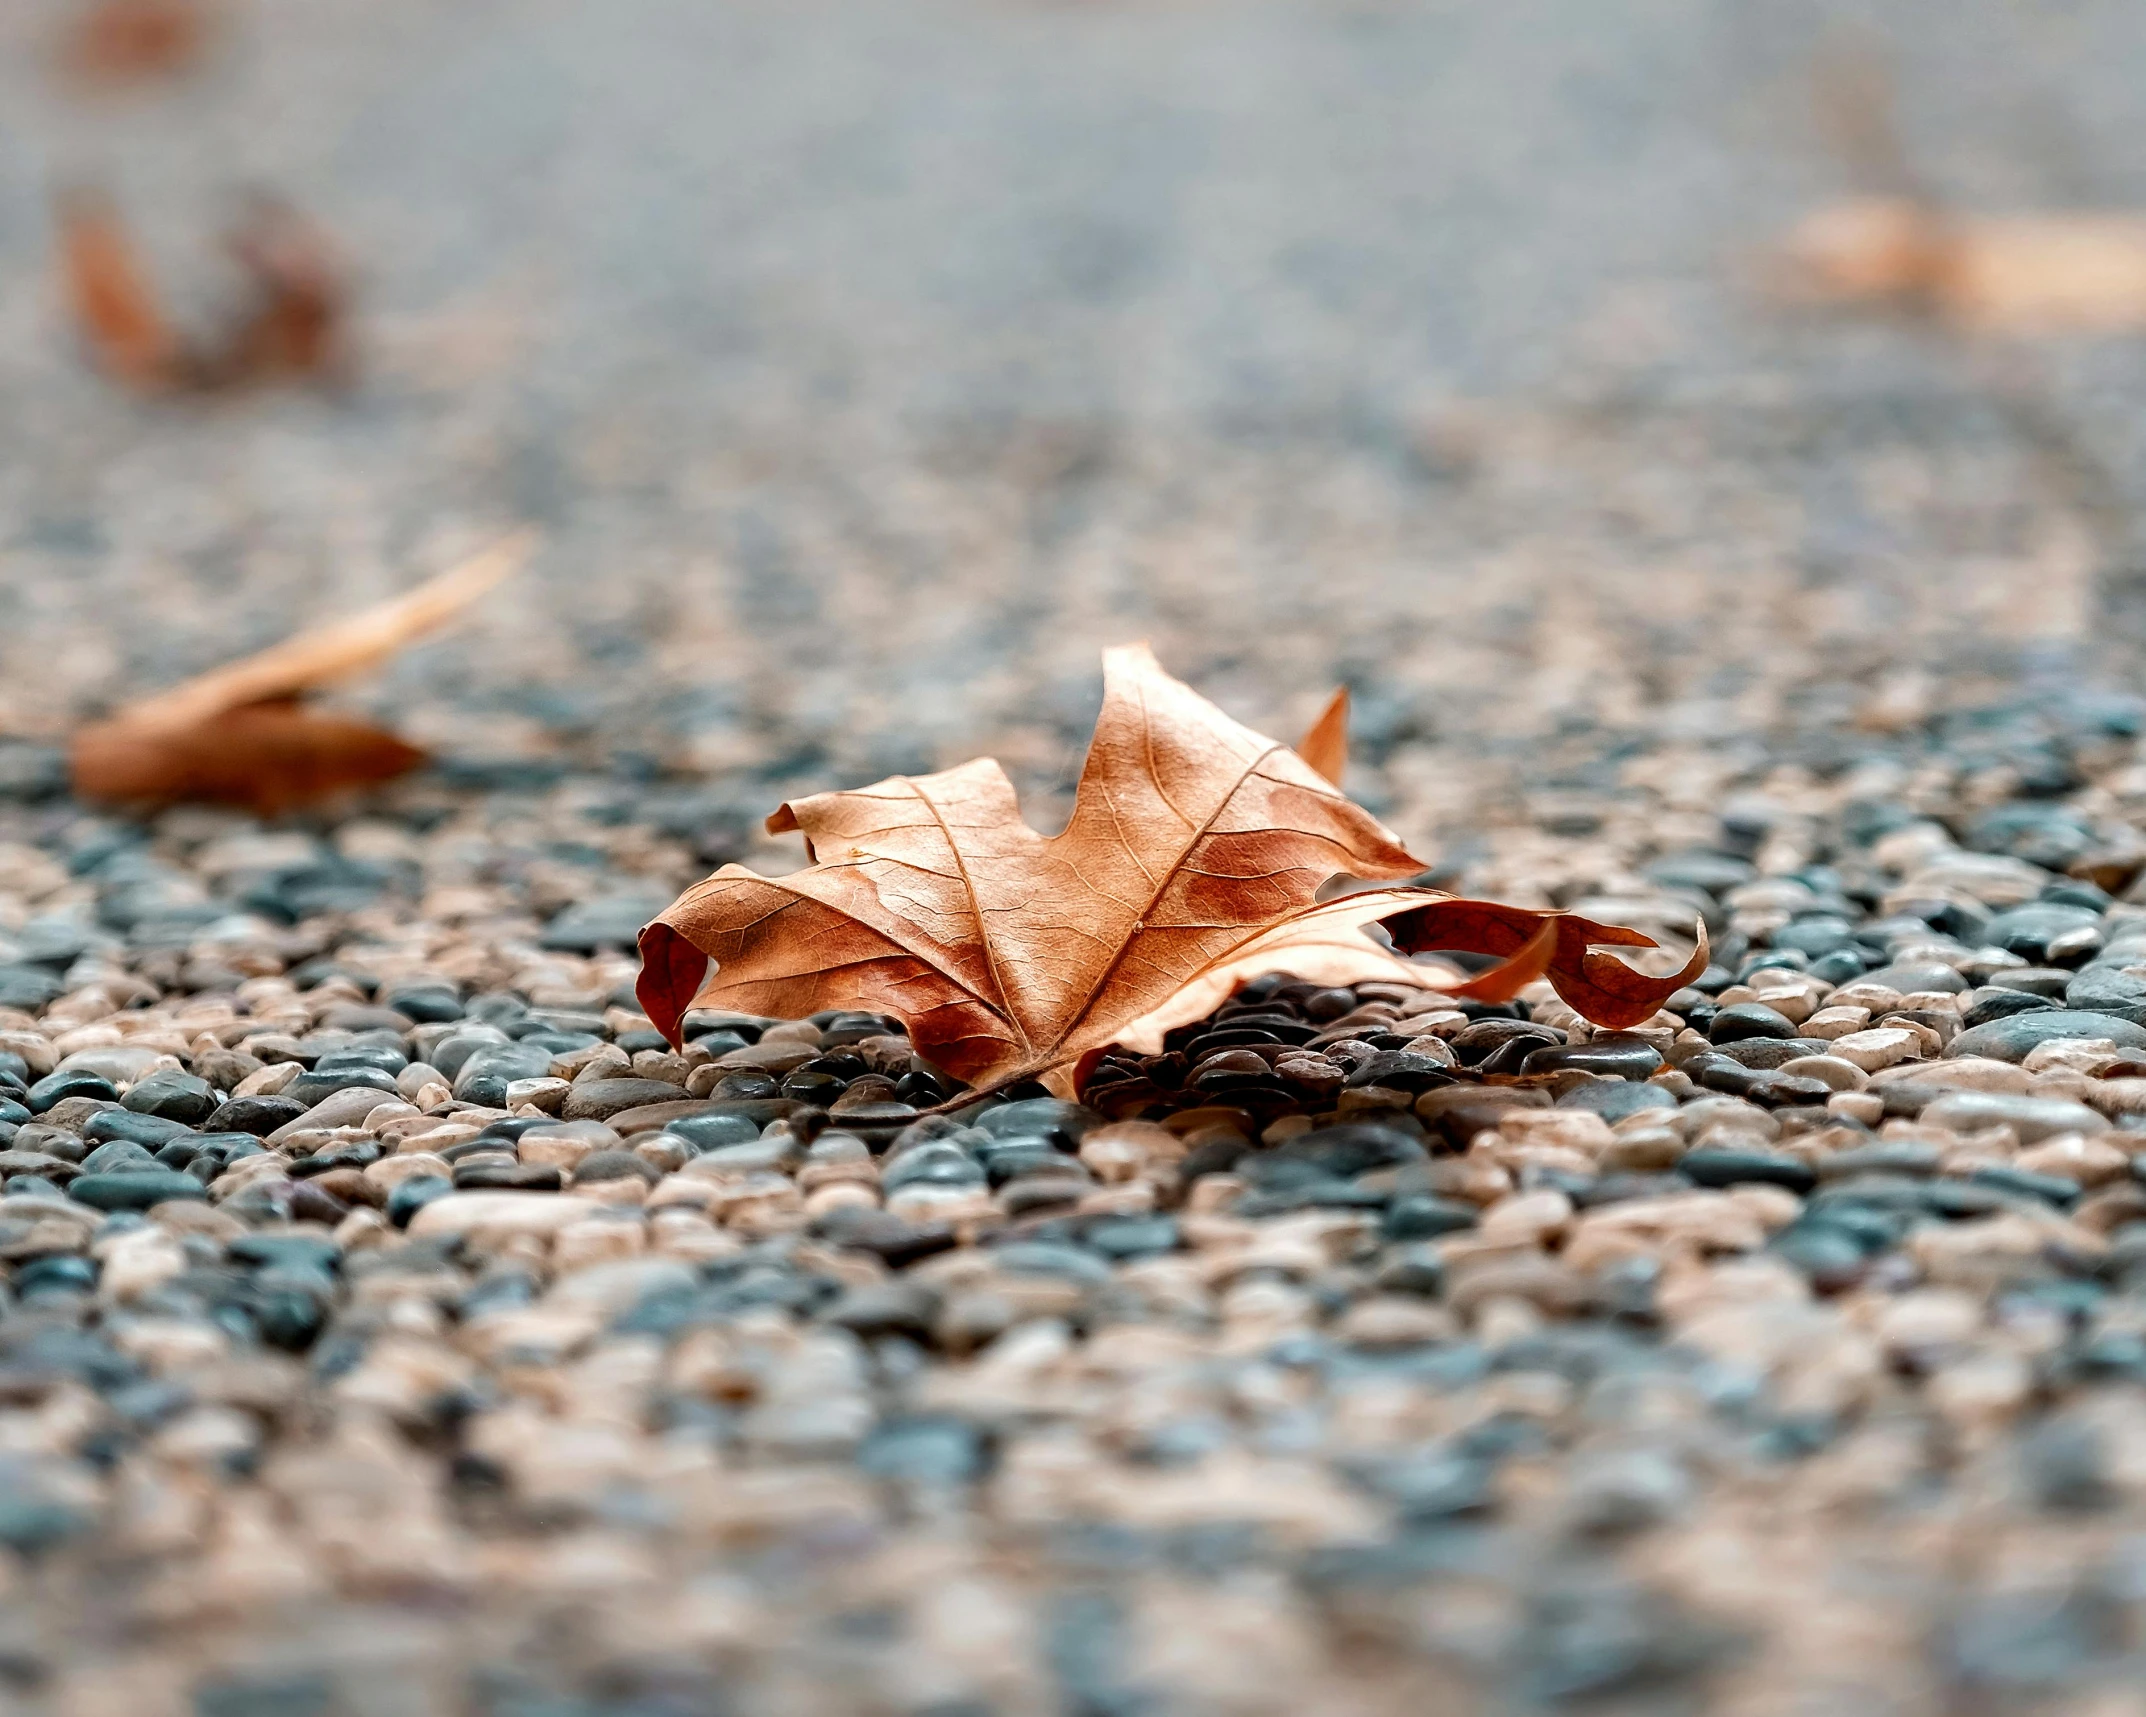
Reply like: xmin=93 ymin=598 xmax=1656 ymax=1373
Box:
xmin=6 ymin=0 xmax=2146 ymax=869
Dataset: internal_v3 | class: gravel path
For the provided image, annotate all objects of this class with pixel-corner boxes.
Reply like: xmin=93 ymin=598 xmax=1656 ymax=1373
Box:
xmin=9 ymin=1 xmax=2146 ymax=1712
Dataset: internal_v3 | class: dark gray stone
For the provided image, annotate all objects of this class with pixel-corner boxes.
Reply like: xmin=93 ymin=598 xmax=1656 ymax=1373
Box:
xmin=1960 ymin=988 xmax=2061 ymax=1031
xmin=25 ymin=1070 xmax=117 ymax=1113
xmin=1708 ymin=1003 xmax=1796 ymax=1044
xmin=1947 ymin=1011 xmax=2146 ymax=1063
xmin=2065 ymin=966 xmax=2146 ymax=1025
xmin=1861 ymin=963 xmax=1969 ymax=996
xmin=68 ymin=1170 xmax=208 ymax=1211
xmin=279 ymin=1066 xmax=401 ymax=1108
xmin=1521 ymin=1033 xmax=1664 ymax=1080
xmin=1678 ymin=1148 xmax=1815 ymax=1194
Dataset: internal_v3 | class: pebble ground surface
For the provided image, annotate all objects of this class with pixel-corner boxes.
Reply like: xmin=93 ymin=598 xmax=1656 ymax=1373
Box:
xmin=13 ymin=1 xmax=2146 ymax=1714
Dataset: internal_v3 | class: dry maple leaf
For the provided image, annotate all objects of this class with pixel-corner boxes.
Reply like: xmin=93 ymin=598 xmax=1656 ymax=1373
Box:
xmin=639 ymin=647 xmax=1705 ymax=1095
xmin=71 ymin=531 xmax=532 ymax=813
xmin=57 ymin=187 xmax=349 ymax=392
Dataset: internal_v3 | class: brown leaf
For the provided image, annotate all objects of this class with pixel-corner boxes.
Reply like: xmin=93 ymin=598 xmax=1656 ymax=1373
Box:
xmin=1777 ymin=197 xmax=2146 ymax=333
xmin=70 ymin=532 xmax=531 ymax=812
xmin=70 ymin=702 xmax=424 ymax=816
xmin=56 ymin=187 xmax=177 ymax=390
xmin=640 ymin=645 xmax=1423 ymax=1086
xmin=639 ymin=647 xmax=1706 ymax=1092
xmin=1297 ymin=686 xmax=1349 ymax=787
xmin=55 ymin=187 xmax=349 ymax=393
xmin=61 ymin=0 xmax=208 ymax=86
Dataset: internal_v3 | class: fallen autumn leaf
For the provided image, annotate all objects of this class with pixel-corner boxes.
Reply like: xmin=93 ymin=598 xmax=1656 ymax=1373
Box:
xmin=1779 ymin=196 xmax=2146 ymax=331
xmin=70 ymin=531 xmax=533 ymax=812
xmin=639 ymin=646 xmax=1704 ymax=1097
xmin=57 ymin=188 xmax=350 ymax=391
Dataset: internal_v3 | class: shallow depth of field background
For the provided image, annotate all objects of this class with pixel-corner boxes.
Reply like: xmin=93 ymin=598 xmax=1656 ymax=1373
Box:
xmin=4 ymin=0 xmax=2146 ymax=854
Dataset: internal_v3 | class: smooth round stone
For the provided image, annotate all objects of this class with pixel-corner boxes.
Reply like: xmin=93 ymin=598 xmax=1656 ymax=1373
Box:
xmin=1709 ymin=1003 xmax=1797 ymax=1044
xmin=1968 ymin=1166 xmax=2079 ymax=1208
xmin=821 ymin=1100 xmax=917 ymax=1143
xmin=1743 ymin=1073 xmax=1835 ymax=1110
xmin=781 ymin=1070 xmax=849 ymax=1104
xmin=453 ymin=1163 xmax=563 ymax=1192
xmin=386 ymin=1175 xmax=454 ymax=1228
xmin=281 ymin=1065 xmax=400 ymax=1109
xmin=1808 ymin=949 xmax=1870 ymax=985
xmin=78 ymin=1140 xmax=161 ymax=1174
xmin=971 ymin=1098 xmax=1105 ymax=1150
xmin=1715 ymin=1037 xmax=1826 ymax=1071
xmin=452 ymin=1043 xmax=558 ymax=1104
xmin=206 ymin=1096 xmax=307 ymax=1137
xmin=1947 ymin=1011 xmax=2146 ymax=1064
xmin=1556 ymin=1081 xmax=1679 ymax=1122
xmin=186 ymin=1135 xmax=268 ymax=1173
xmin=1776 ymin=1055 xmax=1864 ymax=1091
xmin=14 ymin=1256 xmax=97 ymax=1297
xmin=1859 ymin=963 xmax=1969 ymax=996
xmin=384 ymin=986 xmax=463 ymax=1023
xmin=82 ymin=1110 xmax=193 ymax=1148
xmin=1960 ymin=988 xmax=2061 ymax=1031
xmin=227 ymin=1233 xmax=341 ymax=1273
xmin=1982 ymin=967 xmax=2075 ymax=998
xmin=667 ymin=1112 xmax=763 ymax=1153
xmin=980 ymin=1143 xmax=1073 ymax=1186
xmin=1771 ymin=916 xmax=1856 ymax=959
xmin=1642 ymin=851 xmax=1754 ymax=895
xmin=26 ymin=1070 xmax=117 ymax=1114
xmin=121 ymin=1069 xmax=217 ymax=1125
xmin=0 ymin=967 xmax=62 ymax=1010
xmin=1769 ymin=1222 xmax=1867 ymax=1289
xmin=427 ymin=1027 xmax=513 ymax=1080
xmin=68 ymin=1170 xmax=208 ymax=1211
xmin=882 ymin=1142 xmax=985 ymax=1193
xmin=1383 ymin=1195 xmax=1478 ymax=1241
xmin=1345 ymin=1049 xmax=1457 ymax=1089
xmin=55 ymin=1045 xmax=170 ymax=1085
xmin=2065 ymin=967 xmax=2146 ymax=1025
xmin=1084 ymin=1216 xmax=1180 ymax=1259
xmin=1521 ymin=1034 xmax=1664 ymax=1081
xmin=692 ymin=1137 xmax=802 ymax=1174
xmin=0 ymin=1151 xmax=78 ymax=1184
xmin=1678 ymin=1148 xmax=1815 ymax=1194
xmin=1685 ymin=1054 xmax=1767 ymax=1098
xmin=561 ymin=1078 xmax=689 ymax=1122
xmin=1983 ymin=903 xmax=2104 ymax=966
xmin=573 ymin=1150 xmax=659 ymax=1185
xmin=1452 ymin=1019 xmax=1562 ymax=1067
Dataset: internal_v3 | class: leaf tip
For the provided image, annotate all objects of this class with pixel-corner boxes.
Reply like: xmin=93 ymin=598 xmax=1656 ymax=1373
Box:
xmin=1297 ymin=686 xmax=1350 ymax=787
